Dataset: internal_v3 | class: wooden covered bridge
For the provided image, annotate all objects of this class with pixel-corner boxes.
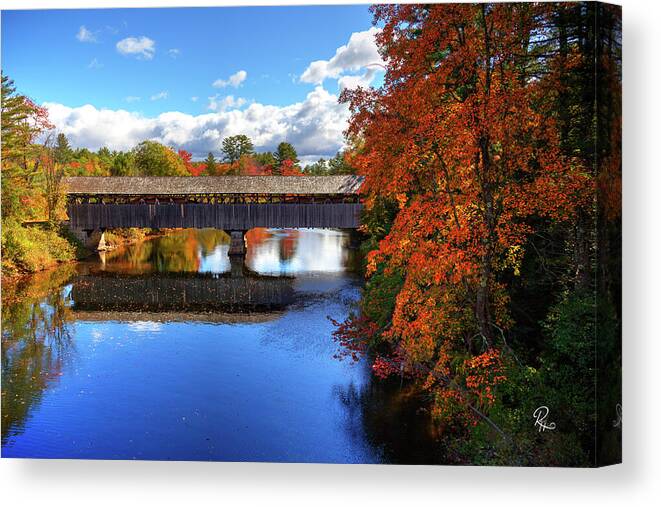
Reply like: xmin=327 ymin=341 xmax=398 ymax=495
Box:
xmin=64 ymin=175 xmax=364 ymax=254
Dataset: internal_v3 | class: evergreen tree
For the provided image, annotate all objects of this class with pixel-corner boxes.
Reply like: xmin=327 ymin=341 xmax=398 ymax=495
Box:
xmin=221 ymin=135 xmax=254 ymax=170
xmin=204 ymin=152 xmax=217 ymax=175
xmin=327 ymin=151 xmax=354 ymax=175
xmin=303 ymin=158 xmax=328 ymax=175
xmin=54 ymin=133 xmax=73 ymax=165
xmin=274 ymin=142 xmax=299 ymax=168
xmin=254 ymin=151 xmax=276 ymax=168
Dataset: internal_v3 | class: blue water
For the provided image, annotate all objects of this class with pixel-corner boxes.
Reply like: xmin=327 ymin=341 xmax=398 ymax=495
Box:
xmin=2 ymin=229 xmax=439 ymax=463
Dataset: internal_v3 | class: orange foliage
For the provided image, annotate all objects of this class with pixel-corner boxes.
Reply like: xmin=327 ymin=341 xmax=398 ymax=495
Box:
xmin=338 ymin=3 xmax=593 ymax=426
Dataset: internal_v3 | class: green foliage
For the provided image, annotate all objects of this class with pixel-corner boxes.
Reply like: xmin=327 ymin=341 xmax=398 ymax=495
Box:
xmin=132 ymin=140 xmax=188 ymax=176
xmin=0 ymin=171 xmax=32 ymax=222
xmin=303 ymin=151 xmax=356 ymax=175
xmin=327 ymin=151 xmax=355 ymax=175
xmin=254 ymin=151 xmax=276 ymax=168
xmin=359 ymin=196 xmax=399 ymax=260
xmin=109 ymin=151 xmax=135 ymax=176
xmin=302 ymin=158 xmax=329 ymax=175
xmin=1 ymin=219 xmax=76 ymax=275
xmin=54 ymin=133 xmax=73 ymax=165
xmin=221 ymin=135 xmax=254 ymax=168
xmin=273 ymin=142 xmax=299 ymax=174
xmin=473 ymin=291 xmax=598 ymax=466
xmin=204 ymin=152 xmax=217 ymax=175
xmin=538 ymin=291 xmax=596 ymax=450
xmin=1 ymin=73 xmax=49 ymax=164
xmin=361 ymin=266 xmax=404 ymax=331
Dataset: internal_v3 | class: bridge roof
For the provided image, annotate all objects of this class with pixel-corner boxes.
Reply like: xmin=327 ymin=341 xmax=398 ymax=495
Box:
xmin=63 ymin=175 xmax=364 ymax=196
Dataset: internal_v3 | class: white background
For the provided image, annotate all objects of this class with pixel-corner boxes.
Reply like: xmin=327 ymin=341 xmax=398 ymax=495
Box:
xmin=0 ymin=0 xmax=659 ymax=505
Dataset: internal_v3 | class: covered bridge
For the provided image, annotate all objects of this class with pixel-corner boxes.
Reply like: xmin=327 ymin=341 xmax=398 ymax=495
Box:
xmin=64 ymin=175 xmax=364 ymax=254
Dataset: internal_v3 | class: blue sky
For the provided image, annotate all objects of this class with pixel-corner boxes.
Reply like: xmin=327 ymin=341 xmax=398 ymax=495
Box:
xmin=1 ymin=6 xmax=383 ymax=161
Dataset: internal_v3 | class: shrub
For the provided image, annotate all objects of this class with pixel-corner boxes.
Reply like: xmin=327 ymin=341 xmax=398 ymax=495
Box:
xmin=1 ymin=219 xmax=76 ymax=275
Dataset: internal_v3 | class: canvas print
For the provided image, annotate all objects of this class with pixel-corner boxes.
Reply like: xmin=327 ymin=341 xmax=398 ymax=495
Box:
xmin=1 ymin=2 xmax=621 ymax=466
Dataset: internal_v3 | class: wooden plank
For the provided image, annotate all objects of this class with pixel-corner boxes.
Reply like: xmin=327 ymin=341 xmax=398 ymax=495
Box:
xmin=67 ymin=203 xmax=363 ymax=230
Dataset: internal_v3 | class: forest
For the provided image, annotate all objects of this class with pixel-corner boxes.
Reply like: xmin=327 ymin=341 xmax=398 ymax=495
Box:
xmin=1 ymin=1 xmax=621 ymax=467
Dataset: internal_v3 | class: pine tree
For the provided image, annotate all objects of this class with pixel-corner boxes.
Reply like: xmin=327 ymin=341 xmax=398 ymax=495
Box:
xmin=205 ymin=152 xmax=217 ymax=175
xmin=221 ymin=135 xmax=254 ymax=171
xmin=54 ymin=133 xmax=73 ymax=165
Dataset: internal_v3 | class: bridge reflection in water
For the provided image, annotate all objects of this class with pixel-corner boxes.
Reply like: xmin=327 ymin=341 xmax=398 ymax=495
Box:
xmin=71 ymin=256 xmax=295 ymax=324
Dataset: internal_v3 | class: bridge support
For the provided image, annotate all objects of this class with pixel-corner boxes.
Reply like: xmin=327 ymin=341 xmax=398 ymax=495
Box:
xmin=67 ymin=223 xmax=108 ymax=251
xmin=227 ymin=230 xmax=247 ymax=257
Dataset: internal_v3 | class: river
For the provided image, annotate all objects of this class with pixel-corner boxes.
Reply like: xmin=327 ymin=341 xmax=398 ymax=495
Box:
xmin=1 ymin=228 xmax=442 ymax=463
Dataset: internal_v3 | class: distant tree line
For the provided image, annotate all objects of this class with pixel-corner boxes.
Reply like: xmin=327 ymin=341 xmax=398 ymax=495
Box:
xmin=31 ymin=132 xmax=355 ymax=179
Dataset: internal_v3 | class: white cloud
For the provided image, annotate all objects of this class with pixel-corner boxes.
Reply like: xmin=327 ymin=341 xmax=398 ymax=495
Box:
xmin=87 ymin=58 xmax=103 ymax=69
xmin=337 ymin=68 xmax=379 ymax=91
xmin=150 ymin=91 xmax=168 ymax=101
xmin=300 ymin=27 xmax=384 ymax=87
xmin=207 ymin=95 xmax=247 ymax=112
xmin=190 ymin=96 xmax=199 ymax=102
xmin=213 ymin=70 xmax=247 ymax=88
xmin=76 ymin=25 xmax=97 ymax=43
xmin=127 ymin=321 xmax=163 ymax=333
xmin=43 ymin=86 xmax=349 ymax=160
xmin=168 ymin=48 xmax=181 ymax=58
xmin=125 ymin=96 xmax=141 ymax=103
xmin=116 ymin=36 xmax=156 ymax=60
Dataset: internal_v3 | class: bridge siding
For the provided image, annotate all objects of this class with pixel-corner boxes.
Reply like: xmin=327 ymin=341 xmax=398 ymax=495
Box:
xmin=68 ymin=202 xmax=362 ymax=230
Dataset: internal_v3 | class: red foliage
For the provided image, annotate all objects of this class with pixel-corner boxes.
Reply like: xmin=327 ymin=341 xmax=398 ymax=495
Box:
xmin=335 ymin=3 xmax=593 ymax=427
xmin=178 ymin=149 xmax=206 ymax=176
xmin=330 ymin=315 xmax=377 ymax=362
xmin=280 ymin=159 xmax=303 ymax=176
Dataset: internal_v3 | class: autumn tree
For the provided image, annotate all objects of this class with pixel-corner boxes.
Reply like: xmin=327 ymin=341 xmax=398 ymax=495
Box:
xmin=221 ymin=135 xmax=254 ymax=173
xmin=1 ymin=73 xmax=51 ymax=168
xmin=132 ymin=140 xmax=188 ymax=176
xmin=1 ymin=73 xmax=52 ymax=220
xmin=339 ymin=3 xmax=591 ymax=430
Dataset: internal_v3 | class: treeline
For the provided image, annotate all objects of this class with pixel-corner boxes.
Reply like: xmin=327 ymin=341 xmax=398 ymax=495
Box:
xmin=336 ymin=2 xmax=621 ymax=466
xmin=48 ymin=132 xmax=354 ymax=178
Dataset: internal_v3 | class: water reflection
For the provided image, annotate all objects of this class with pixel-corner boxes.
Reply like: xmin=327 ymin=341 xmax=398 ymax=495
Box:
xmin=1 ymin=267 xmax=76 ymax=444
xmin=1 ymin=228 xmax=439 ymax=462
xmin=71 ymin=266 xmax=295 ymax=323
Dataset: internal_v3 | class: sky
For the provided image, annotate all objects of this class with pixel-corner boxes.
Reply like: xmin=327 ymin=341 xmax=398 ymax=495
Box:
xmin=1 ymin=5 xmax=384 ymax=163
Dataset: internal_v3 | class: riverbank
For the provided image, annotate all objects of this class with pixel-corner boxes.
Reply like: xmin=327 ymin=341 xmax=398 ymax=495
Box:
xmin=1 ymin=223 xmax=166 ymax=281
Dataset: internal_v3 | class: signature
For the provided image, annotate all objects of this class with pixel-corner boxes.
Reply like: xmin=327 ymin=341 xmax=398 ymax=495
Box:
xmin=613 ymin=403 xmax=622 ymax=428
xmin=533 ymin=406 xmax=556 ymax=432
